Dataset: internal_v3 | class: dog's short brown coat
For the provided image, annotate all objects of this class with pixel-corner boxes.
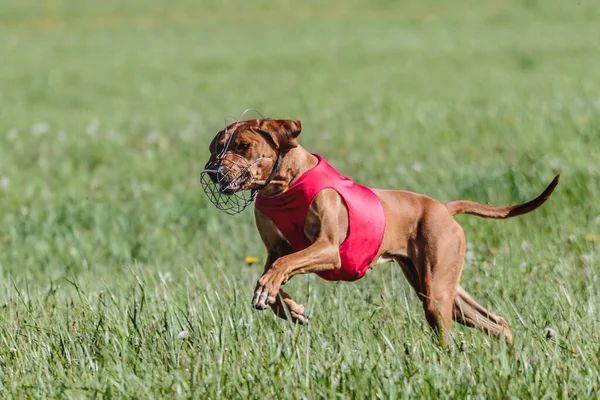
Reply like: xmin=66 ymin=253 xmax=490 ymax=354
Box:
xmin=205 ymin=119 xmax=559 ymax=345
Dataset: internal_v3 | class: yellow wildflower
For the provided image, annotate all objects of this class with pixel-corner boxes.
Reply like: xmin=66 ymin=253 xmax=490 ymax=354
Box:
xmin=245 ymin=256 xmax=259 ymax=265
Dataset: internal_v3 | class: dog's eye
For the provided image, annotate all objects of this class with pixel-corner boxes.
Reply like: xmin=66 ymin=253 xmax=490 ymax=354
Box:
xmin=237 ymin=143 xmax=250 ymax=151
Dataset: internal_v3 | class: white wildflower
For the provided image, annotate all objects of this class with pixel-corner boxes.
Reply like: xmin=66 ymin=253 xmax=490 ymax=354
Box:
xmin=86 ymin=120 xmax=99 ymax=136
xmin=177 ymin=330 xmax=190 ymax=341
xmin=520 ymin=262 xmax=528 ymax=270
xmin=411 ymin=162 xmax=423 ymax=172
xmin=465 ymin=250 xmax=476 ymax=264
xmin=0 ymin=176 xmax=9 ymax=191
xmin=7 ymin=129 xmax=17 ymax=141
xmin=32 ymin=123 xmax=49 ymax=136
xmin=548 ymin=158 xmax=561 ymax=170
xmin=160 ymin=272 xmax=172 ymax=284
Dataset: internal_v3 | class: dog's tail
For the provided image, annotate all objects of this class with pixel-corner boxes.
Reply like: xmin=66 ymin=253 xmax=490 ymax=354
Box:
xmin=444 ymin=175 xmax=559 ymax=219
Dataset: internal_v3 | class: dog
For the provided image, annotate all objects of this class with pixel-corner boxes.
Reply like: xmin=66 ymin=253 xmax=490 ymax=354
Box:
xmin=202 ymin=118 xmax=559 ymax=346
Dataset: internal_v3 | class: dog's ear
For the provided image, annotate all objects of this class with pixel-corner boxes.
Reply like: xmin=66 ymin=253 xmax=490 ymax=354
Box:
xmin=208 ymin=133 xmax=218 ymax=153
xmin=209 ymin=129 xmax=227 ymax=154
xmin=261 ymin=119 xmax=302 ymax=153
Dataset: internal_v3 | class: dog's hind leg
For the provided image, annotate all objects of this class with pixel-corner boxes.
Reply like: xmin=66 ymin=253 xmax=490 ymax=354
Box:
xmin=270 ymin=289 xmax=309 ymax=324
xmin=453 ymin=286 xmax=513 ymax=344
xmin=416 ymin=219 xmax=467 ymax=347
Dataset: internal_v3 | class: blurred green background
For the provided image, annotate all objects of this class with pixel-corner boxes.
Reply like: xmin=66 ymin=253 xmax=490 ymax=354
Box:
xmin=0 ymin=0 xmax=598 ymax=397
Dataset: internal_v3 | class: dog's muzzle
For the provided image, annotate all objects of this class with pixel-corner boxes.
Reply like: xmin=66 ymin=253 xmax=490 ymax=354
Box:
xmin=200 ymin=152 xmax=283 ymax=216
xmin=200 ymin=154 xmax=257 ymax=215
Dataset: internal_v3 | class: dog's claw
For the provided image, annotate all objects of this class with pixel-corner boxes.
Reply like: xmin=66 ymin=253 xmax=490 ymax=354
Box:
xmin=296 ymin=314 xmax=309 ymax=325
xmin=252 ymin=287 xmax=271 ymax=310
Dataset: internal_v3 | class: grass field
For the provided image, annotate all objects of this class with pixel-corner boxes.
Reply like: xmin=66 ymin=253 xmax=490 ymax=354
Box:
xmin=1 ymin=0 xmax=599 ymax=397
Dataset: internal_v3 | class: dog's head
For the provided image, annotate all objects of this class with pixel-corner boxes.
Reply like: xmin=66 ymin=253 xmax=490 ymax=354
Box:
xmin=203 ymin=118 xmax=302 ymax=195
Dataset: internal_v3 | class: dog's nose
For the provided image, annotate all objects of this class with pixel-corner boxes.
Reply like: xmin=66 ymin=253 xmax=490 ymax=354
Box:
xmin=206 ymin=165 xmax=226 ymax=183
xmin=207 ymin=170 xmax=218 ymax=184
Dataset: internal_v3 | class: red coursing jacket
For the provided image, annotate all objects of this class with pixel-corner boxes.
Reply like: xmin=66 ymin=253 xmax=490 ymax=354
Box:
xmin=255 ymin=154 xmax=386 ymax=282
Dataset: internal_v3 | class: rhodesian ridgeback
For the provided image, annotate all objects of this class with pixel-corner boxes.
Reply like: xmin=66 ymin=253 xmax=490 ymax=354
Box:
xmin=202 ymin=119 xmax=559 ymax=346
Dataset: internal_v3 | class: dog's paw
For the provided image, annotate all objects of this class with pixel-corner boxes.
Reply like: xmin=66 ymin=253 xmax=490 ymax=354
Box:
xmin=283 ymin=301 xmax=309 ymax=324
xmin=252 ymin=272 xmax=283 ymax=310
xmin=291 ymin=310 xmax=309 ymax=325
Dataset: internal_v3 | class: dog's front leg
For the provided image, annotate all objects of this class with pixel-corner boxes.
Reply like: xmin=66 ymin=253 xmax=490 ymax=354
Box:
xmin=252 ymin=240 xmax=340 ymax=310
xmin=253 ymin=190 xmax=343 ymax=316
xmin=253 ymin=252 xmax=305 ymax=324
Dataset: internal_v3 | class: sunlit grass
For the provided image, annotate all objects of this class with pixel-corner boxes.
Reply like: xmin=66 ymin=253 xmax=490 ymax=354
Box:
xmin=0 ymin=0 xmax=598 ymax=397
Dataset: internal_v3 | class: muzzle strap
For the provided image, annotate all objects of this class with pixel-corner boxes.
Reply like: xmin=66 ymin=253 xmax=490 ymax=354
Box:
xmin=251 ymin=151 xmax=283 ymax=199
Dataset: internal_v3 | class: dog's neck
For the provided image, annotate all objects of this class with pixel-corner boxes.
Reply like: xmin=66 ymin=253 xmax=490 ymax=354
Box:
xmin=258 ymin=146 xmax=317 ymax=197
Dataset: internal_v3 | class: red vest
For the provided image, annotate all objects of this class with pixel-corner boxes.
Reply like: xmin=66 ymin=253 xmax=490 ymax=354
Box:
xmin=255 ymin=155 xmax=386 ymax=282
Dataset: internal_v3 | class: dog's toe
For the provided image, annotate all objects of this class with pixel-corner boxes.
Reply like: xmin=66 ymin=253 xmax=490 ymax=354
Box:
xmin=252 ymin=289 xmax=270 ymax=310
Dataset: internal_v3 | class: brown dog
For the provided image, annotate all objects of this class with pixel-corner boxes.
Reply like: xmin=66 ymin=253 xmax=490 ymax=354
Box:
xmin=203 ymin=119 xmax=559 ymax=346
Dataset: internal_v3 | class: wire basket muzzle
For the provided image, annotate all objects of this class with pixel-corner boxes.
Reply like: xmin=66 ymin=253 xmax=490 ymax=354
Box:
xmin=200 ymin=155 xmax=258 ymax=215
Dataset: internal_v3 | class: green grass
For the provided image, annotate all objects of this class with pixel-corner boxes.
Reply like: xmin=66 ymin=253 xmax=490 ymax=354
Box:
xmin=1 ymin=0 xmax=599 ymax=397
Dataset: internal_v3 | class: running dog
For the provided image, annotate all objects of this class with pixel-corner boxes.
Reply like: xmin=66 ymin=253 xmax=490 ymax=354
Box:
xmin=202 ymin=119 xmax=559 ymax=345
